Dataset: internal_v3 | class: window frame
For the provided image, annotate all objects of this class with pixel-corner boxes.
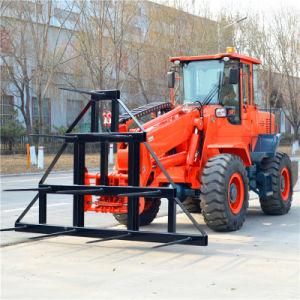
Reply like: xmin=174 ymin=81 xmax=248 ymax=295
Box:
xmin=0 ymin=94 xmax=14 ymax=125
xmin=252 ymin=64 xmax=261 ymax=106
xmin=31 ymin=97 xmax=51 ymax=130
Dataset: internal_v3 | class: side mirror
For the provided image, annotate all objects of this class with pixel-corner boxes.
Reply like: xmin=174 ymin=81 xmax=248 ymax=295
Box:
xmin=167 ymin=71 xmax=175 ymax=88
xmin=229 ymin=68 xmax=239 ymax=84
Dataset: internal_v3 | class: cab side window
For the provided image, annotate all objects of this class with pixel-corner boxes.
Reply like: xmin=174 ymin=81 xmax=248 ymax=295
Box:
xmin=242 ymin=64 xmax=250 ymax=104
xmin=219 ymin=62 xmax=240 ymax=125
xmin=253 ymin=64 xmax=262 ymax=107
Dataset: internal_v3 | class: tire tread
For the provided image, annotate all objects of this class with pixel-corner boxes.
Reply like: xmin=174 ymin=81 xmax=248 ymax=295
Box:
xmin=200 ymin=154 xmax=249 ymax=232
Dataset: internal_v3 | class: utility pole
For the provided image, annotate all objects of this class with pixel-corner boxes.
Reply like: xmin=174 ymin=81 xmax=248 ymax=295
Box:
xmin=218 ymin=16 xmax=247 ymax=52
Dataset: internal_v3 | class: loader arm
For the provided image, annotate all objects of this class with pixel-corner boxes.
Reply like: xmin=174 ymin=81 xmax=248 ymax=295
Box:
xmin=116 ymin=106 xmax=202 ymax=186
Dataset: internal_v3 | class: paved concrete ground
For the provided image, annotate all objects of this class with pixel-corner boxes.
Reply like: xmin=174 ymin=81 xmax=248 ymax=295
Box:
xmin=1 ymin=196 xmax=300 ymax=299
xmin=2 ymin=165 xmax=298 ymax=246
xmin=1 ymin=161 xmax=299 ymax=299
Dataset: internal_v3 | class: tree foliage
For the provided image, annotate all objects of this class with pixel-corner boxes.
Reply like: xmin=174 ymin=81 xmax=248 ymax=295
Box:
xmin=1 ymin=0 xmax=299 ymax=140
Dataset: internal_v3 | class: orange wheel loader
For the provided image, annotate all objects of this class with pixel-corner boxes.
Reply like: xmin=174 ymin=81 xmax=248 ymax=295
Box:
xmin=2 ymin=48 xmax=298 ymax=247
xmin=83 ymin=48 xmax=296 ymax=232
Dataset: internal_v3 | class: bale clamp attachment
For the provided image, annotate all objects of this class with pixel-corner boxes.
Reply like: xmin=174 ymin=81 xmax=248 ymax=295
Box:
xmin=2 ymin=88 xmax=208 ymax=248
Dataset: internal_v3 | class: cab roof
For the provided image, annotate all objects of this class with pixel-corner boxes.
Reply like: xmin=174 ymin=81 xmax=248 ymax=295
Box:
xmin=170 ymin=52 xmax=261 ymax=65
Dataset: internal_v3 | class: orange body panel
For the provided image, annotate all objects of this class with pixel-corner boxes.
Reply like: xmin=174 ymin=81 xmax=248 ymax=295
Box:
xmin=84 ymin=103 xmax=275 ymax=213
xmin=84 ymin=51 xmax=276 ymax=214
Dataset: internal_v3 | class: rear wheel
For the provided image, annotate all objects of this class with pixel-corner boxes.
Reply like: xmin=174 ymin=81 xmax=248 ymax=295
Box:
xmin=200 ymin=154 xmax=249 ymax=232
xmin=259 ymin=152 xmax=293 ymax=215
xmin=113 ymin=198 xmax=161 ymax=226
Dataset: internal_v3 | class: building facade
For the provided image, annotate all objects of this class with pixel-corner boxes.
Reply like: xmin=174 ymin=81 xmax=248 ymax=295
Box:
xmin=1 ymin=0 xmax=220 ymax=135
xmin=2 ymin=0 xmax=294 ymax=141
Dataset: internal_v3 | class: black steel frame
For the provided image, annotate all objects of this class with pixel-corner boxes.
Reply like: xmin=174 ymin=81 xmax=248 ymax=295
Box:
xmin=3 ymin=88 xmax=208 ymax=247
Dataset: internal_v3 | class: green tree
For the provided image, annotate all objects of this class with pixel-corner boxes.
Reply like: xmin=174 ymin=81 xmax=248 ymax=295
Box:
xmin=0 ymin=111 xmax=26 ymax=153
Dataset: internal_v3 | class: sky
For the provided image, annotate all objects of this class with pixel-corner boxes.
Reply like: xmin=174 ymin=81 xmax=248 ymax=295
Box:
xmin=153 ymin=0 xmax=300 ymax=20
xmin=206 ymin=0 xmax=299 ymax=18
xmin=203 ymin=0 xmax=298 ymax=13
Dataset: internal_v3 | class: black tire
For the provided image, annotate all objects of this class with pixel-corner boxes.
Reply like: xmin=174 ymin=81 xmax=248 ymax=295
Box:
xmin=200 ymin=154 xmax=249 ymax=232
xmin=259 ymin=152 xmax=293 ymax=215
xmin=113 ymin=198 xmax=161 ymax=226
xmin=182 ymin=196 xmax=201 ymax=213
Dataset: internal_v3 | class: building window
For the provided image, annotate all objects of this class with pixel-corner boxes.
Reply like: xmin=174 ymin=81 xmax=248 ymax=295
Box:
xmin=121 ymin=55 xmax=129 ymax=72
xmin=23 ymin=1 xmax=43 ymax=14
xmin=0 ymin=27 xmax=12 ymax=54
xmin=54 ymin=8 xmax=79 ymax=23
xmin=0 ymin=65 xmax=13 ymax=81
xmin=31 ymin=97 xmax=51 ymax=130
xmin=66 ymin=99 xmax=83 ymax=126
xmin=0 ymin=95 xmax=14 ymax=125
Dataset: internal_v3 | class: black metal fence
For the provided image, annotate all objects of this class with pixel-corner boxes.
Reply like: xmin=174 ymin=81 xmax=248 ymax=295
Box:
xmin=0 ymin=122 xmax=98 ymax=155
xmin=1 ymin=135 xmax=26 ymax=154
xmin=0 ymin=135 xmax=102 ymax=155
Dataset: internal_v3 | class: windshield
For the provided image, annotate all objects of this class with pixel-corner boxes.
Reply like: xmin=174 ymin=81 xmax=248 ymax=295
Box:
xmin=182 ymin=60 xmax=239 ymax=105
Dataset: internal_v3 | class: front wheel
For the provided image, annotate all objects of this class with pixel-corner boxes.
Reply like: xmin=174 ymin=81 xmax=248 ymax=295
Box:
xmin=200 ymin=154 xmax=249 ymax=232
xmin=259 ymin=152 xmax=293 ymax=215
xmin=113 ymin=198 xmax=161 ymax=226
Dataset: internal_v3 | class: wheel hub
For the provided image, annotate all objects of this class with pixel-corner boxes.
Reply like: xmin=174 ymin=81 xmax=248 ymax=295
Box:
xmin=281 ymin=176 xmax=286 ymax=192
xmin=227 ymin=172 xmax=245 ymax=215
xmin=229 ymin=184 xmax=238 ymax=203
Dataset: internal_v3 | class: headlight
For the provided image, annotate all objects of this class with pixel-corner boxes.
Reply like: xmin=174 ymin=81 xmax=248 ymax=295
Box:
xmin=215 ymin=108 xmax=227 ymax=117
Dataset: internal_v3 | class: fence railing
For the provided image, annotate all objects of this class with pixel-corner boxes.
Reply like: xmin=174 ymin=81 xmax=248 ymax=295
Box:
xmin=1 ymin=135 xmax=28 ymax=154
xmin=1 ymin=137 xmax=103 ymax=155
xmin=0 ymin=122 xmax=98 ymax=155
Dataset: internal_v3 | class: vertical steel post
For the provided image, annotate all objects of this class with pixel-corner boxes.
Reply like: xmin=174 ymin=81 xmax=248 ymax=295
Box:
xmin=127 ymin=141 xmax=140 ymax=231
xmin=100 ymin=142 xmax=109 ymax=185
xmin=39 ymin=192 xmax=47 ymax=224
xmin=91 ymin=100 xmax=99 ymax=132
xmin=111 ymin=100 xmax=119 ymax=133
xmin=111 ymin=99 xmax=119 ymax=153
xmin=73 ymin=141 xmax=85 ymax=227
xmin=167 ymin=198 xmax=176 ymax=233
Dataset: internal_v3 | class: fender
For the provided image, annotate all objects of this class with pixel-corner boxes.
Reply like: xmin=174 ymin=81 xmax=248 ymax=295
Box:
xmin=251 ymin=134 xmax=281 ymax=163
xmin=207 ymin=143 xmax=252 ymax=166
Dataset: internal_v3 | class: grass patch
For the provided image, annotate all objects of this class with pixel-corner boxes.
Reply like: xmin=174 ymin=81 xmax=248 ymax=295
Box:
xmin=0 ymin=153 xmax=100 ymax=175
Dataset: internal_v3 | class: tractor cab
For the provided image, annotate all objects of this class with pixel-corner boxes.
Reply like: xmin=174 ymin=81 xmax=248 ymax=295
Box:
xmin=168 ymin=47 xmax=262 ymax=124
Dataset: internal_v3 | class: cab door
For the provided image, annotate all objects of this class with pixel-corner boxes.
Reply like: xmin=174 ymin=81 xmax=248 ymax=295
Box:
xmin=240 ymin=61 xmax=258 ymax=150
xmin=216 ymin=61 xmax=248 ymax=147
